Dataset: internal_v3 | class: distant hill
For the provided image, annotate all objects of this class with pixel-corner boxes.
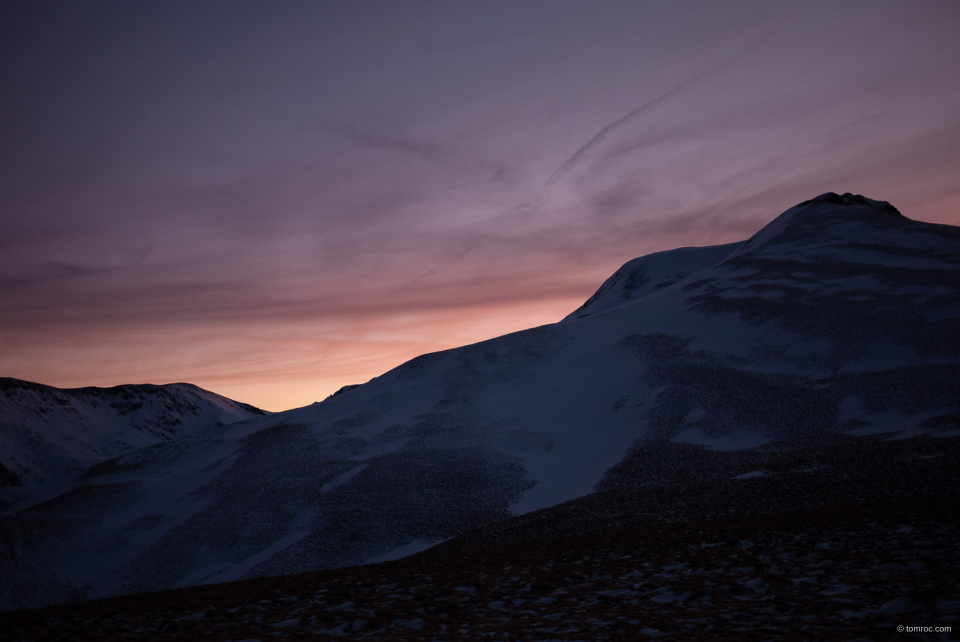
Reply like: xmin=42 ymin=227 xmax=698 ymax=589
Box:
xmin=0 ymin=379 xmax=266 ymax=487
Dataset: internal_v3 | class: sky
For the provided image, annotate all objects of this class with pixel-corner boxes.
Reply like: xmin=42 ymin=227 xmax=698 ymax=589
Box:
xmin=2 ymin=1 xmax=959 ymax=411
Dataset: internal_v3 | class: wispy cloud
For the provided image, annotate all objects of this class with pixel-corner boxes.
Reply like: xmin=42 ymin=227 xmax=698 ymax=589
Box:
xmin=2 ymin=1 xmax=959 ymax=410
xmin=546 ymin=33 xmax=773 ymax=185
xmin=328 ymin=125 xmax=448 ymax=162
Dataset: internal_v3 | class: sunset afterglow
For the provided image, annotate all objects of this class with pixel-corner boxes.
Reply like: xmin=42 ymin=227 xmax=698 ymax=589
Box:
xmin=2 ymin=1 xmax=959 ymax=410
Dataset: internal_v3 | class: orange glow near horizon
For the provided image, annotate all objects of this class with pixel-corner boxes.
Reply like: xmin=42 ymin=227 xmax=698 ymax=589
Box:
xmin=3 ymin=3 xmax=960 ymax=413
xmin=2 ymin=296 xmax=587 ymax=412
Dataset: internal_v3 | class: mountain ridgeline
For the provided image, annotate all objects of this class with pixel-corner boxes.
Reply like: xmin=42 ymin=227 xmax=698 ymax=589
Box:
xmin=1 ymin=192 xmax=958 ymax=613
xmin=0 ymin=379 xmax=266 ymax=489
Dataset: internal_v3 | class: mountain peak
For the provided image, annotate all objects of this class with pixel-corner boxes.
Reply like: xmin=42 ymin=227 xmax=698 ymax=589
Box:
xmin=796 ymin=191 xmax=902 ymax=218
xmin=730 ymin=192 xmax=905 ymax=258
xmin=802 ymin=191 xmax=895 ymax=208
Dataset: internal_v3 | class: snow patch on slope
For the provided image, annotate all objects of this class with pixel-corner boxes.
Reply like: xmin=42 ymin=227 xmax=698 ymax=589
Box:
xmin=670 ymin=428 xmax=772 ymax=451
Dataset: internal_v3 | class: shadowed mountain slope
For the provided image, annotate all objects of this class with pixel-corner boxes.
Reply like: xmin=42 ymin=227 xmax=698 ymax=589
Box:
xmin=2 ymin=430 xmax=958 ymax=640
xmin=2 ymin=192 xmax=958 ymax=612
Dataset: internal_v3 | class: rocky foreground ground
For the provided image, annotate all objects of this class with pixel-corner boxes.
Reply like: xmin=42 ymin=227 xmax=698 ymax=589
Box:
xmin=2 ymin=430 xmax=959 ymax=641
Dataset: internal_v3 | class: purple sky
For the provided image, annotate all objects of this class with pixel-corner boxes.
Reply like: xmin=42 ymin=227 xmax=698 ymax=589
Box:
xmin=2 ymin=1 xmax=959 ymax=411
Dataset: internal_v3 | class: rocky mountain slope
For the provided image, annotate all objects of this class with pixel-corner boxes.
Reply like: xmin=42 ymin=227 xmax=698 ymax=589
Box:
xmin=3 ymin=430 xmax=957 ymax=641
xmin=2 ymin=192 xmax=958 ymax=613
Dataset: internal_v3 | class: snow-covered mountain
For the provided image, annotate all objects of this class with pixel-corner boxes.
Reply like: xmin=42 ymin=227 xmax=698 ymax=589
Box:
xmin=0 ymin=379 xmax=266 ymax=488
xmin=2 ymin=192 xmax=958 ymax=612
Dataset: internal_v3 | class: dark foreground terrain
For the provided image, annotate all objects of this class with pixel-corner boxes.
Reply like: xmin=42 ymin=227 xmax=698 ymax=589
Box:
xmin=3 ymin=430 xmax=959 ymax=641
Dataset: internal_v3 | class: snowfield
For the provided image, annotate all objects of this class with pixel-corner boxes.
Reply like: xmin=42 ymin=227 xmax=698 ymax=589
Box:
xmin=1 ymin=192 xmax=958 ymax=612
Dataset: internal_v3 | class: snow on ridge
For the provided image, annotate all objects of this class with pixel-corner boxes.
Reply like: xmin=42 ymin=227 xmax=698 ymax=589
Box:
xmin=726 ymin=192 xmax=906 ymax=260
xmin=562 ymin=242 xmax=743 ymax=322
xmin=562 ymin=192 xmax=925 ymax=324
